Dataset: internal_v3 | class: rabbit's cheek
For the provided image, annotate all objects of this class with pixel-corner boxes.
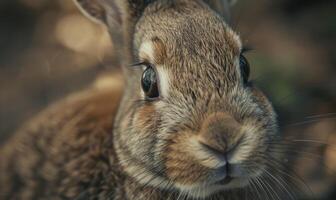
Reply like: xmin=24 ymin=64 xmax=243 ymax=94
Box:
xmin=250 ymin=87 xmax=275 ymax=119
xmin=134 ymin=104 xmax=157 ymax=132
xmin=116 ymin=103 xmax=160 ymax=165
xmin=164 ymin=132 xmax=212 ymax=185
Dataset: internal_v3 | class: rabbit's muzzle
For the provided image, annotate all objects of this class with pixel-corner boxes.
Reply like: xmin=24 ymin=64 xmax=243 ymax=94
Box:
xmin=164 ymin=112 xmax=262 ymax=196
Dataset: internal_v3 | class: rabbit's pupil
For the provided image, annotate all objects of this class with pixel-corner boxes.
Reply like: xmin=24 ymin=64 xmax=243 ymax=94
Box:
xmin=141 ymin=66 xmax=159 ymax=99
xmin=239 ymin=54 xmax=250 ymax=85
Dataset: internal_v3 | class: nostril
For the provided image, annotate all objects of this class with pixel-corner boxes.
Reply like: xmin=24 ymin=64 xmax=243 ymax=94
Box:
xmin=200 ymin=141 xmax=228 ymax=156
xmin=199 ymin=135 xmax=242 ymax=157
xmin=199 ymin=112 xmax=241 ymax=156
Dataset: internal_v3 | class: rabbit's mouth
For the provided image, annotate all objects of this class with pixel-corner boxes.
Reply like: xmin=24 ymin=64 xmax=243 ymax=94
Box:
xmin=174 ymin=172 xmax=251 ymax=199
xmin=216 ymin=175 xmax=233 ymax=185
xmin=170 ymin=159 xmax=264 ymax=199
xmin=163 ymin=122 xmax=276 ymax=198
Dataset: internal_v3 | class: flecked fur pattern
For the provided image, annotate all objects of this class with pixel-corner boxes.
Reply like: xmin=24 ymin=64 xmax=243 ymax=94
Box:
xmin=0 ymin=0 xmax=285 ymax=199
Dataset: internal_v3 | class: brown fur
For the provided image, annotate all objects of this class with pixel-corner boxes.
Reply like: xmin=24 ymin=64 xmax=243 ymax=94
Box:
xmin=0 ymin=80 xmax=125 ymax=199
xmin=0 ymin=0 xmax=286 ymax=199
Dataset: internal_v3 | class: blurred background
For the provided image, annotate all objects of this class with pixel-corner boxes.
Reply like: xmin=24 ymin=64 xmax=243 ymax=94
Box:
xmin=0 ymin=0 xmax=335 ymax=199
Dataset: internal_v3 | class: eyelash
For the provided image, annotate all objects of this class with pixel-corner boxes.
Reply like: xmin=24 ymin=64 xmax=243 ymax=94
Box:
xmin=130 ymin=61 xmax=149 ymax=68
xmin=242 ymin=46 xmax=253 ymax=53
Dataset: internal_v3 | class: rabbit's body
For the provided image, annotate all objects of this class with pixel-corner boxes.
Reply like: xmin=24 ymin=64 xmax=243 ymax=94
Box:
xmin=0 ymin=0 xmax=287 ymax=199
xmin=0 ymin=80 xmax=124 ymax=199
xmin=0 ymin=77 xmax=245 ymax=200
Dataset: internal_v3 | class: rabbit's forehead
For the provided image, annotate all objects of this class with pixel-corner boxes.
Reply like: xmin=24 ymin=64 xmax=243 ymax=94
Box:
xmin=135 ymin=1 xmax=244 ymax=97
xmin=136 ymin=1 xmax=242 ymax=61
xmin=137 ymin=23 xmax=242 ymax=96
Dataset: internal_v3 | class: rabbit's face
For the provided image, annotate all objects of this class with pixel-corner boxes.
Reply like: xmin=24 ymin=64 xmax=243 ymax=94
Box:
xmin=113 ymin=1 xmax=279 ymax=198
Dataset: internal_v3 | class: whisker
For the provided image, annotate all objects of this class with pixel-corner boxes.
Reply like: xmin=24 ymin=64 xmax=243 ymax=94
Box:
xmin=284 ymin=117 xmax=336 ymax=128
xmin=267 ymin=150 xmax=335 ymax=173
xmin=268 ymin=147 xmax=326 ymax=159
xmin=304 ymin=112 xmax=336 ymax=119
xmin=266 ymin=139 xmax=336 ymax=152
xmin=249 ymin=178 xmax=263 ymax=200
xmin=260 ymin=175 xmax=280 ymax=200
xmin=261 ymin=168 xmax=296 ymax=200
xmin=263 ymin=155 xmax=315 ymax=198
xmin=255 ymin=176 xmax=273 ymax=200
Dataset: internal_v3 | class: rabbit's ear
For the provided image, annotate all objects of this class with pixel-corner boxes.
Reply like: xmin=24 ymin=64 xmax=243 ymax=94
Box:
xmin=74 ymin=0 xmax=115 ymax=25
xmin=74 ymin=0 xmax=153 ymax=25
xmin=204 ymin=0 xmax=237 ymax=22
xmin=74 ymin=0 xmax=153 ymax=64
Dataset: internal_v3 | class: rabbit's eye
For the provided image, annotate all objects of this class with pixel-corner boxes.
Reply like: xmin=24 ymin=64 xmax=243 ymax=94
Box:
xmin=239 ymin=54 xmax=250 ymax=85
xmin=141 ymin=66 xmax=159 ymax=99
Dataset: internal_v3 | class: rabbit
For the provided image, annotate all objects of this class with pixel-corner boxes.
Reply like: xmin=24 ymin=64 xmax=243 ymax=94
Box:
xmin=0 ymin=0 xmax=285 ymax=199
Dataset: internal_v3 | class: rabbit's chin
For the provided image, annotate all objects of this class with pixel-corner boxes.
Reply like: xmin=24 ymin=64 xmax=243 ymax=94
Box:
xmin=170 ymin=164 xmax=265 ymax=198
xmin=125 ymin=161 xmax=262 ymax=199
xmin=173 ymin=168 xmax=261 ymax=198
xmin=175 ymin=177 xmax=250 ymax=198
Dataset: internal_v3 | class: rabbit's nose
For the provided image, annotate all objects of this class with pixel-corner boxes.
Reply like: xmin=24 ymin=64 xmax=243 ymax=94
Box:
xmin=198 ymin=112 xmax=241 ymax=155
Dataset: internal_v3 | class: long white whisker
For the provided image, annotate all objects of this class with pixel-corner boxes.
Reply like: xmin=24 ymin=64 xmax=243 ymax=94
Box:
xmin=262 ymin=168 xmax=296 ymax=200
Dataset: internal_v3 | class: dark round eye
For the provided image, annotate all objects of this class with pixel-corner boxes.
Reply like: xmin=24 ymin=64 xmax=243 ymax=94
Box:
xmin=239 ymin=54 xmax=250 ymax=85
xmin=141 ymin=66 xmax=159 ymax=99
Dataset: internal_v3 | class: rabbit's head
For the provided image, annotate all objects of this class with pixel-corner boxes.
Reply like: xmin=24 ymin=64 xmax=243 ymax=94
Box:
xmin=75 ymin=0 xmax=279 ymax=198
